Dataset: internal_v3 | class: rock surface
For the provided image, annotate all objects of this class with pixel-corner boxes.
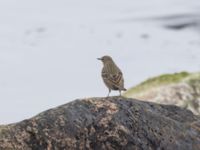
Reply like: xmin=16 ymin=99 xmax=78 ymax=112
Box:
xmin=0 ymin=97 xmax=200 ymax=150
xmin=124 ymin=72 xmax=200 ymax=115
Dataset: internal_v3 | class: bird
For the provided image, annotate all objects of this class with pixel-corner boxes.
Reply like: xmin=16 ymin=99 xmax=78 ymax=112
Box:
xmin=97 ymin=55 xmax=126 ymax=97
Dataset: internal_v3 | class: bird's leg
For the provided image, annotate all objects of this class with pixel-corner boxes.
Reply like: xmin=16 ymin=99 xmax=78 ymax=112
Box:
xmin=119 ymin=90 xmax=121 ymax=96
xmin=107 ymin=89 xmax=111 ymax=97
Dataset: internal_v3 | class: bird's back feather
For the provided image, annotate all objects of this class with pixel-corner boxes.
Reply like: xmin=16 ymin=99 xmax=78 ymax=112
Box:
xmin=102 ymin=62 xmax=125 ymax=90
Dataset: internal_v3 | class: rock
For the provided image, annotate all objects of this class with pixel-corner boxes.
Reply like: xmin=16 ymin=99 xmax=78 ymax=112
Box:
xmin=0 ymin=97 xmax=200 ymax=150
xmin=124 ymin=72 xmax=200 ymax=115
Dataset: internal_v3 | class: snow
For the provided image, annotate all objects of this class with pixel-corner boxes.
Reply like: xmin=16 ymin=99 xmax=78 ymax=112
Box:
xmin=0 ymin=0 xmax=200 ymax=124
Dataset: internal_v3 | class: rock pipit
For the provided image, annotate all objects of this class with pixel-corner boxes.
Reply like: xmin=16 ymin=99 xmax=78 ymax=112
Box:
xmin=98 ymin=55 xmax=126 ymax=97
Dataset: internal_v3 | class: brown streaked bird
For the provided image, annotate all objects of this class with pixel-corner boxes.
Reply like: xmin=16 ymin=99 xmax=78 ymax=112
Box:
xmin=97 ymin=55 xmax=126 ymax=97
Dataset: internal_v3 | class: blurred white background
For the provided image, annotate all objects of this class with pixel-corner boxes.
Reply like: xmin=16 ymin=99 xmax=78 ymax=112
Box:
xmin=0 ymin=0 xmax=200 ymax=123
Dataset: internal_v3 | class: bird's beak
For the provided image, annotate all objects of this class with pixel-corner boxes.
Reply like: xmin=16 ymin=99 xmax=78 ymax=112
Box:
xmin=97 ymin=58 xmax=102 ymax=60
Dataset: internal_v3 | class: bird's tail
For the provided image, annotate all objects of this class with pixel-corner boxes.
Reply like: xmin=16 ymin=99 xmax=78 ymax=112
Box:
xmin=122 ymin=87 xmax=127 ymax=91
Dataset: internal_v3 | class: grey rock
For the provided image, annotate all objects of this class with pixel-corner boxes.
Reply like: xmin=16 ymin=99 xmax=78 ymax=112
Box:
xmin=0 ymin=97 xmax=200 ymax=150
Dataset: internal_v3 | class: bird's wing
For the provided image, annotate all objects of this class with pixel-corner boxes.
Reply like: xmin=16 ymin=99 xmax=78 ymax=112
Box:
xmin=102 ymin=71 xmax=123 ymax=87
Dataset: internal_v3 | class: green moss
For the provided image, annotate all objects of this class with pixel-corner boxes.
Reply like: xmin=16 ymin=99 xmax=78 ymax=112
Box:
xmin=124 ymin=72 xmax=192 ymax=96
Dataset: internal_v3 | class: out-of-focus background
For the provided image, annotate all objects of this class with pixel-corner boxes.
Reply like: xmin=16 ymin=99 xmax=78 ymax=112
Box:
xmin=0 ymin=0 xmax=200 ymax=124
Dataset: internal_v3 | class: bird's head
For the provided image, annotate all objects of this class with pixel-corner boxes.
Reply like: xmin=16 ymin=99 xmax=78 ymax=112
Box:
xmin=97 ymin=55 xmax=113 ymax=64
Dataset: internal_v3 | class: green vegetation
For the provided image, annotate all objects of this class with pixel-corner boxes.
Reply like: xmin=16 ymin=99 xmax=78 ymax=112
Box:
xmin=124 ymin=72 xmax=193 ymax=96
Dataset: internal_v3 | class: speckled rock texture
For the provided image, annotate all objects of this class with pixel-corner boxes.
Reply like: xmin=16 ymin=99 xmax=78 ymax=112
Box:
xmin=0 ymin=97 xmax=200 ymax=150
